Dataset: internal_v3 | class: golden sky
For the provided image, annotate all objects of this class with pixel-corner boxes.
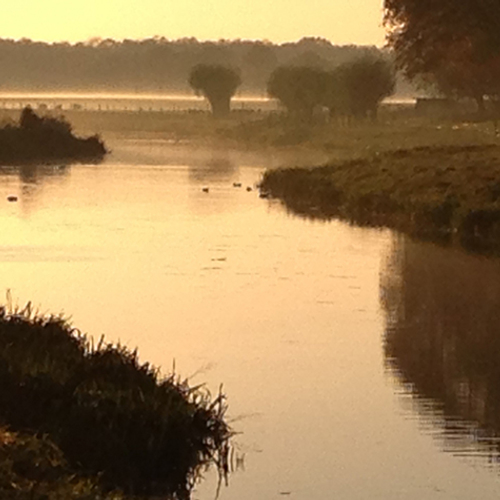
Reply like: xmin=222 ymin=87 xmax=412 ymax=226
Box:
xmin=2 ymin=0 xmax=385 ymax=45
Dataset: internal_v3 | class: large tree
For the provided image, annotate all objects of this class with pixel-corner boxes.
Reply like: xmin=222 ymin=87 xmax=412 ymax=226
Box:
xmin=188 ymin=64 xmax=241 ymax=118
xmin=384 ymin=0 xmax=500 ymax=109
xmin=328 ymin=55 xmax=395 ymax=119
xmin=267 ymin=66 xmax=327 ymax=121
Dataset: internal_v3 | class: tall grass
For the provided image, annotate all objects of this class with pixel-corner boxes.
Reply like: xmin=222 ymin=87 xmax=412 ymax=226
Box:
xmin=0 ymin=303 xmax=232 ymax=498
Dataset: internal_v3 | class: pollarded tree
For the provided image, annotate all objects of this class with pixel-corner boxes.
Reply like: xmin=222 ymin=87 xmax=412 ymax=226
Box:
xmin=384 ymin=0 xmax=500 ymax=110
xmin=333 ymin=55 xmax=395 ymax=119
xmin=267 ymin=66 xmax=328 ymax=121
xmin=188 ymin=64 xmax=241 ymax=118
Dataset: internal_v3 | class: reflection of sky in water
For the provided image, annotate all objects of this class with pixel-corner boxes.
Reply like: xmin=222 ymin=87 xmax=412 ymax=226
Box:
xmin=0 ymin=141 xmax=499 ymax=499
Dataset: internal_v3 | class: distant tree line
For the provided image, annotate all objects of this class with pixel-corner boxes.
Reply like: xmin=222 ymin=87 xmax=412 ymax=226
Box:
xmin=0 ymin=37 xmax=392 ymax=95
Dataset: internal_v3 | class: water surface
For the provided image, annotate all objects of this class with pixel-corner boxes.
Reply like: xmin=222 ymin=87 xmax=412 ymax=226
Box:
xmin=0 ymin=140 xmax=499 ymax=499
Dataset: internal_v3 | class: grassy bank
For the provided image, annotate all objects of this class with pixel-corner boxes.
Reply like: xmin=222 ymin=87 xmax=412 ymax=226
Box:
xmin=260 ymin=144 xmax=500 ymax=252
xmin=0 ymin=303 xmax=231 ymax=499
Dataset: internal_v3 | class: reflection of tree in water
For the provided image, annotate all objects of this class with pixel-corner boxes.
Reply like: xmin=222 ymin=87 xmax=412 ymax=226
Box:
xmin=0 ymin=164 xmax=69 ymax=184
xmin=188 ymin=156 xmax=236 ymax=183
xmin=382 ymin=235 xmax=500 ymax=462
xmin=0 ymin=164 xmax=70 ymax=210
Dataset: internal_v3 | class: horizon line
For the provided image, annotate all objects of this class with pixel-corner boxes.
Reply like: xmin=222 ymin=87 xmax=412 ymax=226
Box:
xmin=0 ymin=35 xmax=384 ymax=49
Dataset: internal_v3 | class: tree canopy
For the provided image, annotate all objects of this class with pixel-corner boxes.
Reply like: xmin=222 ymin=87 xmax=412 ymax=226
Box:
xmin=267 ymin=66 xmax=327 ymax=121
xmin=267 ymin=56 xmax=395 ymax=121
xmin=188 ymin=64 xmax=241 ymax=118
xmin=332 ymin=55 xmax=395 ymax=119
xmin=384 ymin=0 xmax=500 ymax=107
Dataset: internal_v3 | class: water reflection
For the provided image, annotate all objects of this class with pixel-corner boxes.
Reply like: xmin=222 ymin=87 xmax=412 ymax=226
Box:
xmin=188 ymin=156 xmax=236 ymax=183
xmin=0 ymin=164 xmax=70 ymax=213
xmin=382 ymin=235 xmax=500 ymax=464
xmin=0 ymin=163 xmax=69 ymax=184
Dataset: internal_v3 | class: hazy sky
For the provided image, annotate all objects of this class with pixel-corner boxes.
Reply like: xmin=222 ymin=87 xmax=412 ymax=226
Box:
xmin=2 ymin=0 xmax=386 ymax=46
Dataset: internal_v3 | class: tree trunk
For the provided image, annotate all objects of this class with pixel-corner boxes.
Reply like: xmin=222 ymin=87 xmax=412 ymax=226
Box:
xmin=208 ymin=96 xmax=231 ymax=118
xmin=475 ymin=93 xmax=486 ymax=115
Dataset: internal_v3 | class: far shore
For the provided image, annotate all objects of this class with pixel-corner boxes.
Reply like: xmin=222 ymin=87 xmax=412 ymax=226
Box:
xmin=3 ymin=104 xmax=500 ymax=253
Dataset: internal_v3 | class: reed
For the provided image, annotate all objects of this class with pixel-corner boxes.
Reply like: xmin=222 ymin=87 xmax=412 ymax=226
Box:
xmin=0 ymin=303 xmax=232 ymax=498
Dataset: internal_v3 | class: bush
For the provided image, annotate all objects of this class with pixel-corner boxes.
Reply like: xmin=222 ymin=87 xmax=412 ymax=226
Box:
xmin=0 ymin=107 xmax=107 ymax=163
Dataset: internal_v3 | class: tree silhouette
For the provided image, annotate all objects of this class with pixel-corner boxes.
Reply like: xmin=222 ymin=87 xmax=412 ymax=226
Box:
xmin=333 ymin=55 xmax=395 ymax=119
xmin=267 ymin=66 xmax=327 ymax=121
xmin=384 ymin=0 xmax=500 ymax=109
xmin=188 ymin=64 xmax=241 ymax=118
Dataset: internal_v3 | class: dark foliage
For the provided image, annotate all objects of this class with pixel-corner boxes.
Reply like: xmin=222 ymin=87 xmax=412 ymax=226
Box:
xmin=331 ymin=55 xmax=395 ymax=119
xmin=267 ymin=55 xmax=395 ymax=122
xmin=267 ymin=66 xmax=328 ymax=121
xmin=384 ymin=0 xmax=500 ymax=106
xmin=188 ymin=64 xmax=241 ymax=117
xmin=0 ymin=107 xmax=106 ymax=163
xmin=0 ymin=305 xmax=232 ymax=498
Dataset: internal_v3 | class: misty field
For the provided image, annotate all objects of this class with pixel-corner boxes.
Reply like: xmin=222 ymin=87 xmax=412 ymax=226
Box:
xmin=1 ymin=103 xmax=496 ymax=154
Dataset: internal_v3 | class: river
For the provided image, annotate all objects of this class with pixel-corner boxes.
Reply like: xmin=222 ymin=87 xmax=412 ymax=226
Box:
xmin=0 ymin=138 xmax=499 ymax=499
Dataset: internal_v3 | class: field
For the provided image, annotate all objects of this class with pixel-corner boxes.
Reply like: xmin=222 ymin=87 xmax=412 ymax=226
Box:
xmin=1 ymin=102 xmax=497 ymax=153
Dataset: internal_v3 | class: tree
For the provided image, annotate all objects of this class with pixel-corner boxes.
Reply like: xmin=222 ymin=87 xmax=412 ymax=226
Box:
xmin=188 ymin=64 xmax=241 ymax=118
xmin=332 ymin=55 xmax=395 ymax=119
xmin=267 ymin=66 xmax=327 ymax=121
xmin=384 ymin=0 xmax=500 ymax=109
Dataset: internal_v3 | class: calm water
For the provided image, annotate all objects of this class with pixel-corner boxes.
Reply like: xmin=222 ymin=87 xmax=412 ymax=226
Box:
xmin=0 ymin=139 xmax=500 ymax=499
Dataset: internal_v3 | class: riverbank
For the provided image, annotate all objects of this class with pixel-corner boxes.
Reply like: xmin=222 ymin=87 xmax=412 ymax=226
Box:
xmin=259 ymin=144 xmax=500 ymax=253
xmin=0 ymin=304 xmax=231 ymax=499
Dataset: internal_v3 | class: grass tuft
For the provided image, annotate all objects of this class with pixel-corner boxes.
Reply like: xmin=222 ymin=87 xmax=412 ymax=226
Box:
xmin=0 ymin=304 xmax=232 ymax=498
